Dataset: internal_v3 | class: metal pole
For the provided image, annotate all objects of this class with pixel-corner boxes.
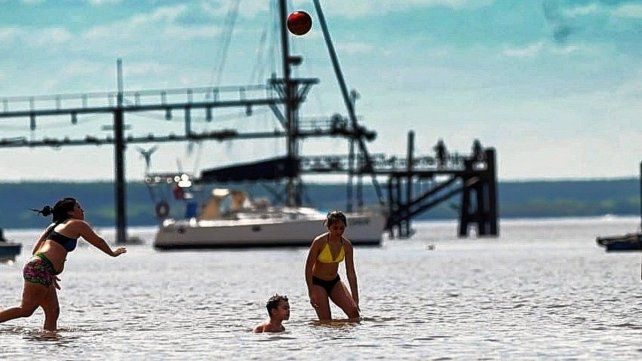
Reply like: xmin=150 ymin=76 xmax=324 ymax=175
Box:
xmin=114 ymin=58 xmax=127 ymax=244
xmin=487 ymin=148 xmax=498 ymax=236
xmin=406 ymin=131 xmax=414 ymax=237
xmin=313 ymin=0 xmax=384 ymax=205
xmin=387 ymin=177 xmax=394 ymax=237
xmin=347 ymin=139 xmax=354 ymax=212
xmin=278 ymin=0 xmax=298 ymax=207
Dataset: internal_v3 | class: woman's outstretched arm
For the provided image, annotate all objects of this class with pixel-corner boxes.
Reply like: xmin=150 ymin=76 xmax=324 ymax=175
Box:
xmin=75 ymin=221 xmax=126 ymax=257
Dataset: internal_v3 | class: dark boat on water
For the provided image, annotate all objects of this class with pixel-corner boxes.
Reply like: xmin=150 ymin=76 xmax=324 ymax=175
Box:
xmin=596 ymin=162 xmax=642 ymax=252
xmin=596 ymin=233 xmax=642 ymax=252
xmin=0 ymin=228 xmax=21 ymax=261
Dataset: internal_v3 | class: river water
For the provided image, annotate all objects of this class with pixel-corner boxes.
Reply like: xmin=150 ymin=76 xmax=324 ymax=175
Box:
xmin=1 ymin=217 xmax=641 ymax=360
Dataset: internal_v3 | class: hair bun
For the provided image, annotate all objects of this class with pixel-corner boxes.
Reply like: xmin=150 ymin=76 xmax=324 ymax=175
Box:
xmin=31 ymin=205 xmax=52 ymax=217
xmin=41 ymin=206 xmax=52 ymax=216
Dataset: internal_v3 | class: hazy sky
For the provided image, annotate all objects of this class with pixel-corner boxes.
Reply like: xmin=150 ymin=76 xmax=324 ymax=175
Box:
xmin=0 ymin=0 xmax=641 ymax=181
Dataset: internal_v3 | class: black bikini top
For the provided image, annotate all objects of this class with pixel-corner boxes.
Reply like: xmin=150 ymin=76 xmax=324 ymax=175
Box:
xmin=48 ymin=230 xmax=78 ymax=252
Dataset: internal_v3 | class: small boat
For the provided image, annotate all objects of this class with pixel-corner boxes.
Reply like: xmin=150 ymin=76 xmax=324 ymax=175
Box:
xmin=596 ymin=233 xmax=642 ymax=251
xmin=0 ymin=229 xmax=22 ymax=260
xmin=0 ymin=242 xmax=22 ymax=259
xmin=596 ymin=162 xmax=642 ymax=252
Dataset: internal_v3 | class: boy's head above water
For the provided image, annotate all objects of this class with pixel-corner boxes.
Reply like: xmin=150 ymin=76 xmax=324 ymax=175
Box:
xmin=266 ymin=294 xmax=290 ymax=320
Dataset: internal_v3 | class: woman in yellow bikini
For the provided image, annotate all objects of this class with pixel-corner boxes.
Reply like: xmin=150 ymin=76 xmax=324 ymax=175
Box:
xmin=304 ymin=211 xmax=360 ymax=320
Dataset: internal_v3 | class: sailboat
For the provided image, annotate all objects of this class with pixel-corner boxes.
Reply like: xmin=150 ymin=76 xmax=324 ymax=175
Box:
xmin=153 ymin=185 xmax=386 ymax=249
xmin=148 ymin=0 xmax=387 ymax=249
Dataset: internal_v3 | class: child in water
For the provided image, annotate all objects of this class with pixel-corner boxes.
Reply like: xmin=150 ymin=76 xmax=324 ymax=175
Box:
xmin=253 ymin=294 xmax=290 ymax=333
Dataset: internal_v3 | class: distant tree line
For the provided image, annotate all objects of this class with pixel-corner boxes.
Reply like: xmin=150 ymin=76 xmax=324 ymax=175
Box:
xmin=0 ymin=178 xmax=638 ymax=229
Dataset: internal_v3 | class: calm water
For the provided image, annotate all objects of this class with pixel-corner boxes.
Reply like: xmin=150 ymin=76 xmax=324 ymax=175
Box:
xmin=1 ymin=217 xmax=641 ymax=360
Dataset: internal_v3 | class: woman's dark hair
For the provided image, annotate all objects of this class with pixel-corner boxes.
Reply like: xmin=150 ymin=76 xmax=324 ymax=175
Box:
xmin=32 ymin=197 xmax=77 ymax=223
xmin=324 ymin=210 xmax=347 ymax=227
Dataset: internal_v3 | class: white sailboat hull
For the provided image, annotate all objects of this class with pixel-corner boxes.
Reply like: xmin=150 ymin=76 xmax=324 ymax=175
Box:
xmin=153 ymin=209 xmax=386 ymax=249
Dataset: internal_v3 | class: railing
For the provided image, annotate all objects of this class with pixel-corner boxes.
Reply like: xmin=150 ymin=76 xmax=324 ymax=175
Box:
xmin=0 ymin=84 xmax=274 ymax=116
xmin=300 ymin=152 xmax=472 ymax=173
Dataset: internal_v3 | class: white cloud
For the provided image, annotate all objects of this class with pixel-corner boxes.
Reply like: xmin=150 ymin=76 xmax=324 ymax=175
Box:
xmin=563 ymin=3 xmax=601 ymax=17
xmin=57 ymin=60 xmax=109 ymax=78
xmin=293 ymin=0 xmax=494 ymax=18
xmin=186 ymin=0 xmax=268 ymax=19
xmin=163 ymin=25 xmax=221 ymax=40
xmin=123 ymin=62 xmax=174 ymax=77
xmin=228 ymin=0 xmax=268 ymax=18
xmin=551 ymin=44 xmax=578 ymax=55
xmin=32 ymin=27 xmax=73 ymax=46
xmin=614 ymin=66 xmax=642 ymax=98
xmin=0 ymin=27 xmax=19 ymax=43
xmin=82 ymin=5 xmax=221 ymax=42
xmin=336 ymin=41 xmax=375 ymax=55
xmin=85 ymin=0 xmax=122 ymax=5
xmin=502 ymin=42 xmax=544 ymax=58
xmin=128 ymin=5 xmax=188 ymax=28
xmin=501 ymin=41 xmax=582 ymax=58
xmin=0 ymin=26 xmax=72 ymax=47
xmin=612 ymin=3 xmax=642 ymax=19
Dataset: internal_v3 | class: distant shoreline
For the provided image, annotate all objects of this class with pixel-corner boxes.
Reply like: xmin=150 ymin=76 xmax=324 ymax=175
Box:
xmin=0 ymin=178 xmax=640 ymax=229
xmin=3 ymin=215 xmax=640 ymax=235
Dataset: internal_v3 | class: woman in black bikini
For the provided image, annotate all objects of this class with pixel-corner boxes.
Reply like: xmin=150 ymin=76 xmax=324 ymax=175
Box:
xmin=0 ymin=198 xmax=126 ymax=331
xmin=304 ymin=211 xmax=360 ymax=320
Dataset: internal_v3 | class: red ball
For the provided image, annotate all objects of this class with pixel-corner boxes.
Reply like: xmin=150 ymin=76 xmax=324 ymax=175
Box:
xmin=287 ymin=11 xmax=312 ymax=36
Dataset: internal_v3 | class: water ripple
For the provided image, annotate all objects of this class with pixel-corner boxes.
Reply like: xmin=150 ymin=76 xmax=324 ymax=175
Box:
xmin=2 ymin=219 xmax=642 ymax=359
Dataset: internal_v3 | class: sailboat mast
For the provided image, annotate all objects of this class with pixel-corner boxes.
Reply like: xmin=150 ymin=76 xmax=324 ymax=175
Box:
xmin=278 ymin=0 xmax=300 ymax=207
xmin=313 ymin=0 xmax=384 ymax=205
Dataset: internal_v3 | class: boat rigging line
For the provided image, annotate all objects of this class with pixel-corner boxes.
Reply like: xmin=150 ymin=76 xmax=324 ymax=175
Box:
xmin=208 ymin=0 xmax=241 ymax=90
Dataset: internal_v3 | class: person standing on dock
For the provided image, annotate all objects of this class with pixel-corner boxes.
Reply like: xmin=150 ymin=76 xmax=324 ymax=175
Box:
xmin=0 ymin=197 xmax=126 ymax=331
xmin=305 ymin=211 xmax=360 ymax=320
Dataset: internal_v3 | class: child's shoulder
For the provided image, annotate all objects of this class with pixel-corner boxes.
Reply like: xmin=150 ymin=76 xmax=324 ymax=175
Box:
xmin=253 ymin=323 xmax=266 ymax=333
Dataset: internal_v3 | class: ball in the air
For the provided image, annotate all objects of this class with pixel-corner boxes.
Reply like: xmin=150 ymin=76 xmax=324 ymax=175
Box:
xmin=287 ymin=11 xmax=312 ymax=36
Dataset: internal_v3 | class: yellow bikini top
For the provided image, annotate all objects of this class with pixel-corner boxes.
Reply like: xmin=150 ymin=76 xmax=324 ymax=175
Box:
xmin=317 ymin=237 xmax=345 ymax=263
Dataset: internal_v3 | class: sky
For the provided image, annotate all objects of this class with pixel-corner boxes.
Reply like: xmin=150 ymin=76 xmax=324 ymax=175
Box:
xmin=0 ymin=0 xmax=641 ymax=182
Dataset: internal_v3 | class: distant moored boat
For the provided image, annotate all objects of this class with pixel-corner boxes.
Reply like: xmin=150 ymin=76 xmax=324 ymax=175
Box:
xmin=596 ymin=233 xmax=642 ymax=252
xmin=0 ymin=229 xmax=22 ymax=260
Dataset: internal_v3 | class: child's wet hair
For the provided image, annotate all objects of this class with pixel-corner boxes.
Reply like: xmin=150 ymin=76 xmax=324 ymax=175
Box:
xmin=324 ymin=210 xmax=347 ymax=227
xmin=266 ymin=294 xmax=288 ymax=316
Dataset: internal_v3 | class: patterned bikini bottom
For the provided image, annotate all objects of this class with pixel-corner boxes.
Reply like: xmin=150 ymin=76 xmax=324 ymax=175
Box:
xmin=23 ymin=253 xmax=57 ymax=287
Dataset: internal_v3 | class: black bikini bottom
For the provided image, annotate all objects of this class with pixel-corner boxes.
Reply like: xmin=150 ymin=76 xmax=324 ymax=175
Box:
xmin=312 ymin=275 xmax=340 ymax=294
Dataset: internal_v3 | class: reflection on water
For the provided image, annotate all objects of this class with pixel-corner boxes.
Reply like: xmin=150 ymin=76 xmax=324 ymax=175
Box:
xmin=1 ymin=218 xmax=642 ymax=359
xmin=309 ymin=318 xmax=361 ymax=329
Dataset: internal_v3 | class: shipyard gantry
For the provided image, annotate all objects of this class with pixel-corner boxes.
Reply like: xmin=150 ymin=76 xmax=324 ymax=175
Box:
xmin=0 ymin=0 xmax=498 ymax=242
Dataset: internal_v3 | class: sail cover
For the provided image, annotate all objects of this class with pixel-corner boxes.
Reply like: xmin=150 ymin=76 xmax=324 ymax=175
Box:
xmin=199 ymin=156 xmax=299 ymax=182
